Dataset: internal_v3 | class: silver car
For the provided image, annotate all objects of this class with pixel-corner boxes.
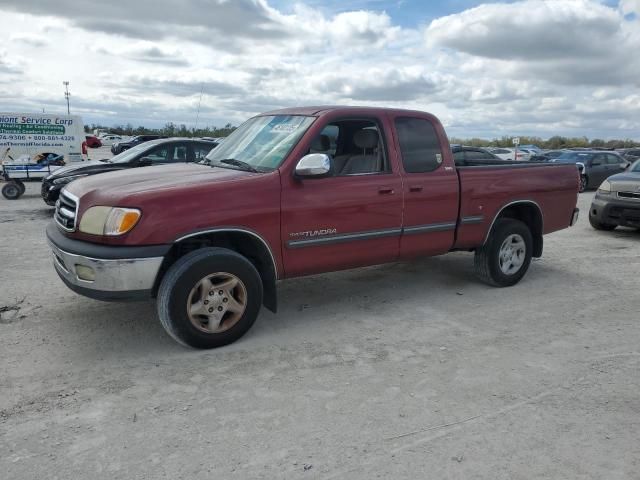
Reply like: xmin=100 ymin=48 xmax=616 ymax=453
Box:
xmin=589 ymin=160 xmax=640 ymax=230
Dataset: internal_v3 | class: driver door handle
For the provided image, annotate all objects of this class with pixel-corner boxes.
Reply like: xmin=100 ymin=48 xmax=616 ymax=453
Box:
xmin=378 ymin=186 xmax=394 ymax=195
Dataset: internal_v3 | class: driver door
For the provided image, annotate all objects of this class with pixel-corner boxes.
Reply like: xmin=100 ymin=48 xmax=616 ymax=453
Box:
xmin=280 ymin=117 xmax=403 ymax=277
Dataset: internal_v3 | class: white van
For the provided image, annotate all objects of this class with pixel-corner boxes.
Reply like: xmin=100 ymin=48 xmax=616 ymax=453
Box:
xmin=0 ymin=112 xmax=86 ymax=165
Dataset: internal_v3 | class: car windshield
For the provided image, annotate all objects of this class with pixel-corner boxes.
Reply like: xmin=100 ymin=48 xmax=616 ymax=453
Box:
xmin=108 ymin=141 xmax=160 ymax=163
xmin=555 ymin=152 xmax=593 ymax=163
xmin=631 ymin=160 xmax=640 ymax=172
xmin=204 ymin=115 xmax=315 ymax=172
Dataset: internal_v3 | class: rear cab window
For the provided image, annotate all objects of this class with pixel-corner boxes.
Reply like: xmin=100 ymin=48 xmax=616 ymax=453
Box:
xmin=394 ymin=117 xmax=443 ymax=173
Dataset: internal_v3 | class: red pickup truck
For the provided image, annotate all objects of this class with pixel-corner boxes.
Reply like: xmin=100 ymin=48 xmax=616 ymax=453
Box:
xmin=47 ymin=106 xmax=580 ymax=348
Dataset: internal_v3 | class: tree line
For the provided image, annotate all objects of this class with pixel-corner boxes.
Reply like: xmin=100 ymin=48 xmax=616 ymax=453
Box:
xmin=449 ymin=135 xmax=640 ymax=149
xmin=84 ymin=122 xmax=236 ymax=138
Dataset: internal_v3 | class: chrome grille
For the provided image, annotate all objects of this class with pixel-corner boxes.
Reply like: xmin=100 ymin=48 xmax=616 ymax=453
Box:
xmin=617 ymin=191 xmax=640 ymax=201
xmin=54 ymin=190 xmax=79 ymax=231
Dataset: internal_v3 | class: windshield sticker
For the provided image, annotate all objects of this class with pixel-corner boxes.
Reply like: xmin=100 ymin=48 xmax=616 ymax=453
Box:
xmin=271 ymin=124 xmax=299 ymax=133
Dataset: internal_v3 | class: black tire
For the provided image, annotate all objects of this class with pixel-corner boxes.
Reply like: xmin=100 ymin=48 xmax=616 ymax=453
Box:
xmin=157 ymin=247 xmax=263 ymax=349
xmin=2 ymin=182 xmax=21 ymax=200
xmin=589 ymin=215 xmax=616 ymax=231
xmin=579 ymin=175 xmax=588 ymax=193
xmin=15 ymin=179 xmax=25 ymax=195
xmin=474 ymin=218 xmax=533 ymax=287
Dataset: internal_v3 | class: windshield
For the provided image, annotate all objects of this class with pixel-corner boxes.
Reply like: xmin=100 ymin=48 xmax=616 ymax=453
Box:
xmin=554 ymin=152 xmax=593 ymax=163
xmin=631 ymin=160 xmax=640 ymax=172
xmin=109 ymin=141 xmax=159 ymax=163
xmin=204 ymin=115 xmax=315 ymax=171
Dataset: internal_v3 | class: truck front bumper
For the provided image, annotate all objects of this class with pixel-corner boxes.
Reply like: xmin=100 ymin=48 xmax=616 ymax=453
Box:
xmin=46 ymin=222 xmax=170 ymax=301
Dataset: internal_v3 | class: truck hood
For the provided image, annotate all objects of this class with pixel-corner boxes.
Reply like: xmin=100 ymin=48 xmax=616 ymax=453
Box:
xmin=65 ymin=163 xmax=257 ymax=202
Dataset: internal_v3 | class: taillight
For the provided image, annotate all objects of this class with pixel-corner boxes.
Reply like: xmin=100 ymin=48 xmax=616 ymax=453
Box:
xmin=82 ymin=141 xmax=87 ymax=154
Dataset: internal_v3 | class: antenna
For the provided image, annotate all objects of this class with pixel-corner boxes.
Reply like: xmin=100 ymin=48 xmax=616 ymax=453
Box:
xmin=194 ymin=83 xmax=203 ymax=132
xmin=63 ymin=81 xmax=70 ymax=114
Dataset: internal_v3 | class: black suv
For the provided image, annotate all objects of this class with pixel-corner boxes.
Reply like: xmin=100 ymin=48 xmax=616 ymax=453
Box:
xmin=42 ymin=138 xmax=218 ymax=205
xmin=110 ymin=135 xmax=167 ymax=154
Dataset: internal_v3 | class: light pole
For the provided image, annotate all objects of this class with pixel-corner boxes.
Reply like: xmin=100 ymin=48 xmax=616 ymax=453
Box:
xmin=63 ymin=81 xmax=70 ymax=115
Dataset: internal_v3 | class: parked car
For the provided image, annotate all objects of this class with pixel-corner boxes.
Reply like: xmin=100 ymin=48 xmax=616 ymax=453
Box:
xmin=110 ymin=134 xmax=166 ymax=154
xmin=46 ymin=106 xmax=580 ymax=348
xmin=85 ymin=135 xmax=102 ymax=148
xmin=488 ymin=148 xmax=512 ymax=160
xmin=529 ymin=150 xmax=567 ymax=162
xmin=41 ymin=138 xmax=218 ymax=205
xmin=99 ymin=134 xmax=123 ymax=146
xmin=519 ymin=144 xmax=542 ymax=154
xmin=618 ymin=148 xmax=640 ymax=163
xmin=589 ymin=160 xmax=640 ymax=230
xmin=551 ymin=150 xmax=630 ymax=192
xmin=489 ymin=147 xmax=531 ymax=161
xmin=452 ymin=146 xmax=504 ymax=164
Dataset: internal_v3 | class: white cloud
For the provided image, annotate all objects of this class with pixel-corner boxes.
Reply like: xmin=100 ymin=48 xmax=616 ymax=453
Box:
xmin=0 ymin=0 xmax=638 ymax=140
xmin=620 ymin=0 xmax=640 ymax=14
xmin=425 ymin=0 xmax=640 ymax=86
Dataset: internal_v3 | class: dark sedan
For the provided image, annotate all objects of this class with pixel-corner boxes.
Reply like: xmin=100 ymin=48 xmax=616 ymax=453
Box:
xmin=589 ymin=160 xmax=640 ymax=230
xmin=110 ymin=134 xmax=167 ymax=154
xmin=551 ymin=150 xmax=629 ymax=192
xmin=42 ymin=138 xmax=218 ymax=205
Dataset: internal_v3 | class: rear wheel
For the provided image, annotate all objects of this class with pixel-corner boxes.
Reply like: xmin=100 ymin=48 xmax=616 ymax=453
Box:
xmin=15 ymin=179 xmax=25 ymax=195
xmin=2 ymin=182 xmax=21 ymax=200
xmin=474 ymin=218 xmax=533 ymax=287
xmin=157 ymin=247 xmax=263 ymax=349
xmin=589 ymin=215 xmax=616 ymax=231
xmin=579 ymin=175 xmax=588 ymax=193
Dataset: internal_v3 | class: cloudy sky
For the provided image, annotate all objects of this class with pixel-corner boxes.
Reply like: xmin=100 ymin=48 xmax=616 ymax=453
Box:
xmin=0 ymin=0 xmax=639 ymax=139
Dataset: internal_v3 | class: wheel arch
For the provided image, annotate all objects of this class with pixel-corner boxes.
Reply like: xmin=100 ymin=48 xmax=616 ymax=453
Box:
xmin=484 ymin=200 xmax=544 ymax=257
xmin=153 ymin=228 xmax=278 ymax=312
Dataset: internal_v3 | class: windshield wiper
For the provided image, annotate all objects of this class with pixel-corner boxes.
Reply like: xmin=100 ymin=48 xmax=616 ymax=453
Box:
xmin=219 ymin=158 xmax=259 ymax=173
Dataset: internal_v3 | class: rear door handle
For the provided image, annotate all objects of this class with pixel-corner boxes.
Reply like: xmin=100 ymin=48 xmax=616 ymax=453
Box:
xmin=409 ymin=185 xmax=423 ymax=192
xmin=378 ymin=186 xmax=394 ymax=195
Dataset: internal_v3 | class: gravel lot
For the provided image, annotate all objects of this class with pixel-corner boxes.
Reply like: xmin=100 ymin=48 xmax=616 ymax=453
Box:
xmin=1 ymin=184 xmax=639 ymax=479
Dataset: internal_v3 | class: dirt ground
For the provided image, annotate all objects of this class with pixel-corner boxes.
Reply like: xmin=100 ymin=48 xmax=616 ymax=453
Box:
xmin=1 ymin=183 xmax=639 ymax=479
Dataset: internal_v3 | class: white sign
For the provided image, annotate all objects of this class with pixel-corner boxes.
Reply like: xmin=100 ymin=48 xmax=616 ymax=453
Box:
xmin=0 ymin=112 xmax=85 ymax=163
xmin=512 ymin=137 xmax=520 ymax=146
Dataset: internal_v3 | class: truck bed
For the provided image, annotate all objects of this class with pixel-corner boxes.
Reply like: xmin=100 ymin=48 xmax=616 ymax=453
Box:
xmin=453 ymin=161 xmax=579 ymax=250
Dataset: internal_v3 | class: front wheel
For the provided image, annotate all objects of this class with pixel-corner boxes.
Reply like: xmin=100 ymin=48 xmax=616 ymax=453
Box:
xmin=157 ymin=247 xmax=263 ymax=349
xmin=2 ymin=182 xmax=22 ymax=200
xmin=15 ymin=179 xmax=25 ymax=195
xmin=474 ymin=218 xmax=533 ymax=287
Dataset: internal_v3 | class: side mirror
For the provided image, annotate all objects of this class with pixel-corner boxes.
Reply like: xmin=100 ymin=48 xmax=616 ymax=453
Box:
xmin=295 ymin=153 xmax=331 ymax=178
xmin=136 ymin=157 xmax=153 ymax=167
xmin=622 ymin=161 xmax=631 ymax=170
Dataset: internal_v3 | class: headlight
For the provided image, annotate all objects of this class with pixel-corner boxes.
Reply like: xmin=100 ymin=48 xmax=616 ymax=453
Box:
xmin=52 ymin=174 xmax=87 ymax=185
xmin=598 ymin=179 xmax=611 ymax=193
xmin=79 ymin=206 xmax=141 ymax=236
